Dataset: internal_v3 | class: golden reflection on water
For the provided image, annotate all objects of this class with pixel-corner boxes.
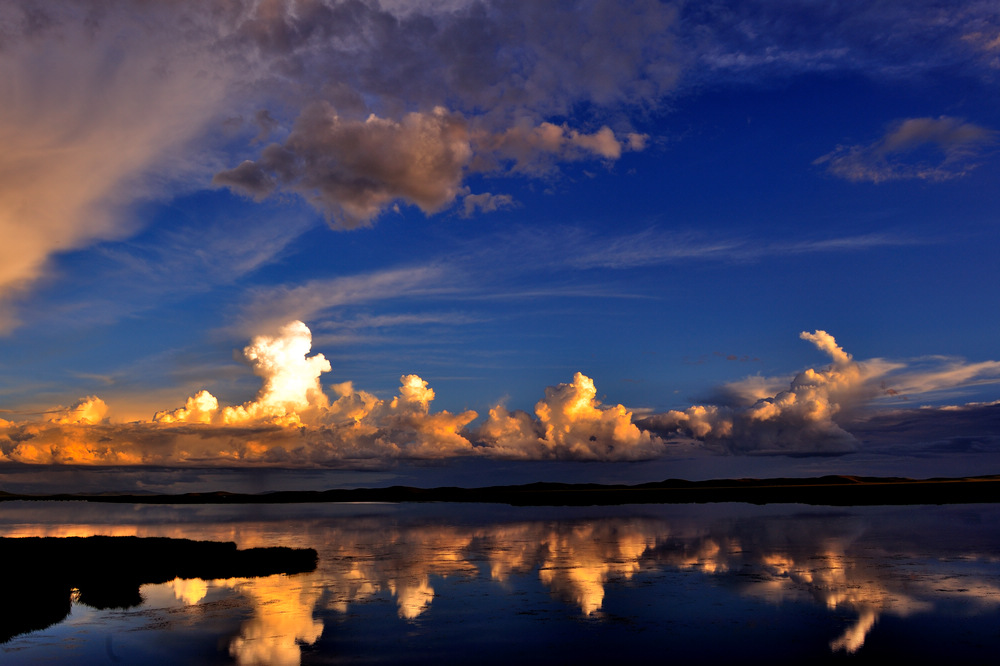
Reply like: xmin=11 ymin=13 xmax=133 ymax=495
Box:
xmin=225 ymin=574 xmax=324 ymax=666
xmin=530 ymin=521 xmax=657 ymax=616
xmin=4 ymin=505 xmax=1000 ymax=660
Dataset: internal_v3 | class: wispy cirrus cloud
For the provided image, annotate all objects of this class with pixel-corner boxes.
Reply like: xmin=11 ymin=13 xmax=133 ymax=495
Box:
xmin=13 ymin=208 xmax=316 ymax=332
xmin=0 ymin=1 xmax=235 ymax=331
xmin=236 ymin=266 xmax=457 ymax=335
xmin=465 ymin=226 xmax=920 ymax=273
xmin=885 ymin=357 xmax=1000 ymax=400
xmin=682 ymin=0 xmax=1000 ymax=83
xmin=565 ymin=230 xmax=919 ymax=269
xmin=814 ymin=116 xmax=998 ymax=183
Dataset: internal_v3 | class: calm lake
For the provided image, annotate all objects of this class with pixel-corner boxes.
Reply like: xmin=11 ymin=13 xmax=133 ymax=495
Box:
xmin=2 ymin=500 xmax=999 ymax=664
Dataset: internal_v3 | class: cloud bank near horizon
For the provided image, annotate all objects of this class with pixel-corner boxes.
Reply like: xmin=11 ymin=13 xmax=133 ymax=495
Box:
xmin=2 ymin=322 xmax=999 ymax=468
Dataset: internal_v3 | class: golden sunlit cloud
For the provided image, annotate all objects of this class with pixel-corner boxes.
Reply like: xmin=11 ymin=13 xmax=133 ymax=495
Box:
xmin=2 ymin=323 xmax=1000 ymax=466
xmin=0 ymin=321 xmax=664 ymax=465
xmin=480 ymin=371 xmax=664 ymax=460
xmin=639 ymin=330 xmax=903 ymax=454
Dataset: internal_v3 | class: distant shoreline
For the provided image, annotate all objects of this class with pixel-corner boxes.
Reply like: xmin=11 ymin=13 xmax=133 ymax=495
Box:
xmin=2 ymin=474 xmax=1000 ymax=506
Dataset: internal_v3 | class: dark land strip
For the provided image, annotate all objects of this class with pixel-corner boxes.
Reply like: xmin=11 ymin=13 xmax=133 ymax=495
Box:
xmin=2 ymin=474 xmax=1000 ymax=506
xmin=0 ymin=535 xmax=318 ymax=643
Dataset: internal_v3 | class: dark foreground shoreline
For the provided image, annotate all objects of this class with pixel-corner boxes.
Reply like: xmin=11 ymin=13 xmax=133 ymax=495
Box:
xmin=1 ymin=536 xmax=318 ymax=643
xmin=3 ymin=474 xmax=1000 ymax=506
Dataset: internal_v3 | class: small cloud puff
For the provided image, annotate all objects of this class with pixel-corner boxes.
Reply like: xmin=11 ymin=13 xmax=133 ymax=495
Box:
xmin=460 ymin=191 xmax=516 ymax=218
xmin=153 ymin=390 xmax=218 ymax=425
xmin=814 ymin=116 xmax=997 ymax=183
xmin=49 ymin=396 xmax=109 ymax=425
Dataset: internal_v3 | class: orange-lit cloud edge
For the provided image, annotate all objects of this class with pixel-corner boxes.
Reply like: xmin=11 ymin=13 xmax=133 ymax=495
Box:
xmin=2 ymin=321 xmax=998 ymax=468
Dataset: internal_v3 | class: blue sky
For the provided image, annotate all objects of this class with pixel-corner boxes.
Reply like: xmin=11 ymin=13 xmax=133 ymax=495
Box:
xmin=1 ymin=1 xmax=999 ymax=492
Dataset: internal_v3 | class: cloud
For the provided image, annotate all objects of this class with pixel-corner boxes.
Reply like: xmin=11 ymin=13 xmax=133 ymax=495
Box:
xmin=473 ymin=122 xmax=647 ymax=175
xmin=846 ymin=401 xmax=1000 ymax=455
xmin=48 ymin=396 xmax=109 ymax=425
xmin=237 ymin=266 xmax=452 ymax=335
xmin=221 ymin=0 xmax=684 ymax=120
xmin=461 ymin=227 xmax=920 ymax=278
xmin=155 ymin=321 xmax=332 ymax=427
xmin=209 ymin=0 xmax=994 ymax=224
xmin=814 ymin=116 xmax=998 ymax=183
xmin=2 ymin=323 xmax=1000 ymax=466
xmin=478 ymin=372 xmax=664 ymax=460
xmin=153 ymin=391 xmax=219 ymax=426
xmin=4 ymin=0 xmax=998 ymax=328
xmin=214 ymin=104 xmax=474 ymax=228
xmin=223 ymin=321 xmax=333 ymax=425
xmin=460 ymin=191 xmax=517 ymax=218
xmin=639 ymin=331 xmax=899 ymax=454
xmin=885 ymin=358 xmax=1000 ymax=399
xmin=0 ymin=0 xmax=234 ymax=331
xmin=19 ymin=208 xmax=318 ymax=333
xmin=641 ymin=331 xmax=1000 ymax=455
xmin=93 ymin=321 xmax=479 ymax=464
xmin=207 ymin=0 xmax=675 ymax=225
xmin=3 ymin=1 xmax=672 ymax=324
xmin=320 ymin=374 xmax=480 ymax=459
xmin=0 ymin=321 xmax=655 ymax=465
xmin=214 ymin=107 xmax=647 ymax=226
xmin=683 ymin=1 xmax=1000 ymax=83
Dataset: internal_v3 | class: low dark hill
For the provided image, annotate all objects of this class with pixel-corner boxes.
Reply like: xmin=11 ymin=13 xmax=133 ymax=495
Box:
xmin=3 ymin=474 xmax=1000 ymax=506
xmin=0 ymin=536 xmax=317 ymax=643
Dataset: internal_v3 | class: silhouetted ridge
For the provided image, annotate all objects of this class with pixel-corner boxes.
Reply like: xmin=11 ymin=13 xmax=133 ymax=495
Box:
xmin=2 ymin=474 xmax=999 ymax=506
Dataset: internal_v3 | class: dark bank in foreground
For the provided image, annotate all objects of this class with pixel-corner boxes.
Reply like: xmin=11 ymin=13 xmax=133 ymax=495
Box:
xmin=1 ymin=536 xmax=318 ymax=643
xmin=2 ymin=474 xmax=999 ymax=505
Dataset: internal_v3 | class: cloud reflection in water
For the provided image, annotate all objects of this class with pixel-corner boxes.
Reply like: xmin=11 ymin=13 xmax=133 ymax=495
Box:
xmin=3 ymin=503 xmax=1000 ymax=662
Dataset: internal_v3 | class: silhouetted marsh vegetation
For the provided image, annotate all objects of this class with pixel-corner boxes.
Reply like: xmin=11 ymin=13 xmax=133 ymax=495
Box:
xmin=0 ymin=535 xmax=317 ymax=643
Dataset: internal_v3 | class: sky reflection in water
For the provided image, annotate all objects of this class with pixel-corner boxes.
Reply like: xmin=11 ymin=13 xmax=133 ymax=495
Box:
xmin=2 ymin=502 xmax=999 ymax=664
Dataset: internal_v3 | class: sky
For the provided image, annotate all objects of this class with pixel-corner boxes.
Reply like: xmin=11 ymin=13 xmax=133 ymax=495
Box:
xmin=1 ymin=0 xmax=1000 ymax=494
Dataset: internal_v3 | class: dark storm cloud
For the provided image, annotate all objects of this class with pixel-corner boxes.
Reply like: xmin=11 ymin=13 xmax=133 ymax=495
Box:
xmin=847 ymin=401 xmax=1000 ymax=455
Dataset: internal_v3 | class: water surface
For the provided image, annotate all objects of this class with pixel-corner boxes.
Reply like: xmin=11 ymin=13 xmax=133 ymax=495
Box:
xmin=2 ymin=501 xmax=999 ymax=664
